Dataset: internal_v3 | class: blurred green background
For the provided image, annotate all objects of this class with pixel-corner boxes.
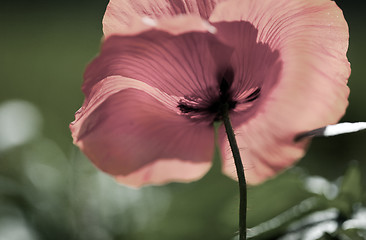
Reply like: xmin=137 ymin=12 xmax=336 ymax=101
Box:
xmin=1 ymin=1 xmax=365 ymax=239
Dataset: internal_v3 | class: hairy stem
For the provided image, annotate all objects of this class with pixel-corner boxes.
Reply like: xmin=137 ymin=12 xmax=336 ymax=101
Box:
xmin=222 ymin=108 xmax=247 ymax=240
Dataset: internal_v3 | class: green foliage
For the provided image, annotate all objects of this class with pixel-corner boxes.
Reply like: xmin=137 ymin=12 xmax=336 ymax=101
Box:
xmin=331 ymin=162 xmax=363 ymax=217
xmin=245 ymin=164 xmax=366 ymax=240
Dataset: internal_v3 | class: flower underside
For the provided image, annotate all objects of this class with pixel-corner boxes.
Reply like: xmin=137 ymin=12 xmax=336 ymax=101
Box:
xmin=70 ymin=0 xmax=351 ymax=188
xmin=81 ymin=21 xmax=282 ymax=127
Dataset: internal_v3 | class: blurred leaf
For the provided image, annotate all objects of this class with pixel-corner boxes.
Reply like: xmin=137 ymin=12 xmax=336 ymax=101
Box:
xmin=0 ymin=176 xmax=23 ymax=196
xmin=248 ymin=163 xmax=366 ymax=239
xmin=247 ymin=168 xmax=315 ymax=227
xmin=331 ymin=162 xmax=362 ymax=217
xmin=246 ymin=169 xmax=332 ymax=239
xmin=339 ymin=162 xmax=362 ymax=202
xmin=315 ymin=232 xmax=339 ymax=240
xmin=339 ymin=228 xmax=366 ymax=240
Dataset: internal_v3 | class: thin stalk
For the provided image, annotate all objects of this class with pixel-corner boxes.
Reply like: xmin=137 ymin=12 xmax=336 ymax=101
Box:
xmin=222 ymin=109 xmax=247 ymax=240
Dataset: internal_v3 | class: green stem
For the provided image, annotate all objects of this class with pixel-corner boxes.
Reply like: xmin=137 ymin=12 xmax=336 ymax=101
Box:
xmin=222 ymin=108 xmax=247 ymax=240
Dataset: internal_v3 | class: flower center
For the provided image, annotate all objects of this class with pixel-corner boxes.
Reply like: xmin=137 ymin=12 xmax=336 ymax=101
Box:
xmin=177 ymin=67 xmax=261 ymax=123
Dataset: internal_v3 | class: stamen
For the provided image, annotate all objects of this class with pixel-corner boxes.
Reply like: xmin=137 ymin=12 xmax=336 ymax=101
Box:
xmin=177 ymin=103 xmax=200 ymax=113
xmin=177 ymin=67 xmax=262 ymax=122
xmin=245 ymin=87 xmax=261 ymax=102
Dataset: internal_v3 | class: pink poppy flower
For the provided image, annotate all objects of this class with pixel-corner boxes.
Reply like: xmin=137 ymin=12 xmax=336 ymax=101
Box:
xmin=70 ymin=0 xmax=350 ymax=187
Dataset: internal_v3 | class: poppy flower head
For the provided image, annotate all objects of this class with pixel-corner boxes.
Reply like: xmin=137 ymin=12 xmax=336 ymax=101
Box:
xmin=176 ymin=22 xmax=281 ymax=124
xmin=71 ymin=0 xmax=350 ymax=187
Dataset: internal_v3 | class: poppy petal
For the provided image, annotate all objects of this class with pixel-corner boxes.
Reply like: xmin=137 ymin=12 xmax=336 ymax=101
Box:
xmin=70 ymin=76 xmax=214 ymax=187
xmin=103 ymin=0 xmax=227 ymax=36
xmin=84 ymin=24 xmax=232 ymax=98
xmin=212 ymin=21 xmax=282 ymax=121
xmin=211 ymin=0 xmax=350 ymax=183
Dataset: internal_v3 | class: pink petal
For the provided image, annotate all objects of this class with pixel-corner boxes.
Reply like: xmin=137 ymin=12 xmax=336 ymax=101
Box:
xmin=219 ymin=119 xmax=310 ymax=185
xmin=211 ymin=0 xmax=350 ymax=183
xmin=70 ymin=76 xmax=214 ymax=187
xmin=83 ymin=22 xmax=232 ymax=98
xmin=212 ymin=22 xmax=282 ymax=120
xmin=115 ymin=158 xmax=211 ymax=187
xmin=71 ymin=76 xmax=178 ymax=140
xmin=103 ymin=0 xmax=227 ymax=36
